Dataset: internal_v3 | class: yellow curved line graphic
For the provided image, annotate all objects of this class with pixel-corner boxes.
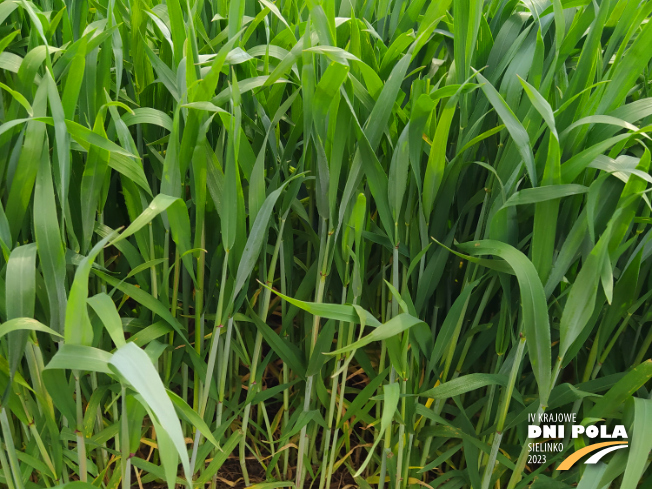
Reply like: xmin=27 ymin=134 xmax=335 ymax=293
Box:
xmin=557 ymin=441 xmax=628 ymax=470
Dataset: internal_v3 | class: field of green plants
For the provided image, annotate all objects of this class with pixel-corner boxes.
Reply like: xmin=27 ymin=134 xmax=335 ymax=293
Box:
xmin=1 ymin=0 xmax=652 ymax=488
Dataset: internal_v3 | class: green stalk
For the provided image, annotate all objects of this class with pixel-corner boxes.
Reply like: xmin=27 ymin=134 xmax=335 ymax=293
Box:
xmin=215 ymin=250 xmax=231 ymax=429
xmin=505 ymin=407 xmax=544 ymax=489
xmin=282 ymin=359 xmax=290 ymax=477
xmin=317 ymin=358 xmax=341 ymax=489
xmin=148 ymin=222 xmax=158 ymax=301
xmin=401 ymin=433 xmax=414 ymax=489
xmin=392 ymin=235 xmax=399 ymax=319
xmin=182 ymin=364 xmax=189 ymax=435
xmin=1 ymin=408 xmax=24 ymax=489
xmin=480 ymin=335 xmax=526 ymax=489
xmin=216 ymin=316 xmax=233 ymax=427
xmin=296 ymin=220 xmax=331 ymax=489
xmin=193 ymin=227 xmax=206 ymax=413
xmin=380 ymin=240 xmax=401 ymax=489
xmin=120 ymin=386 xmax=131 ymax=489
xmin=24 ymin=341 xmax=52 ymax=419
xmin=90 ymin=371 xmax=107 ymax=473
xmin=189 ymin=428 xmax=201 ymax=477
xmin=476 ymin=356 xmax=503 ymax=468
xmin=318 ymin=276 xmax=349 ymax=489
xmin=630 ymin=321 xmax=643 ymax=365
xmin=419 ymin=294 xmax=472 ymax=468
xmin=378 ymin=368 xmax=396 ymax=489
xmin=18 ymin=388 xmax=56 ymax=480
xmin=592 ymin=314 xmax=632 ymax=379
xmin=582 ymin=327 xmax=601 ymax=383
xmin=241 ymin=217 xmax=288 ymax=486
xmin=110 ymin=392 xmax=119 ymax=484
xmin=163 ymin=229 xmax=170 ymax=303
xmin=0 ymin=439 xmax=16 ymax=489
xmin=391 ymin=237 xmax=405 ymax=489
xmin=97 ymin=210 xmax=106 ymax=296
xmin=74 ymin=371 xmax=87 ymax=482
xmin=506 ymin=357 xmax=563 ymax=489
xmin=295 ymin=375 xmax=314 ymax=489
xmin=280 ymin=232 xmax=290 ymax=479
xmin=633 ymin=326 xmax=652 ymax=365
xmin=326 ymin=345 xmax=356 ymax=489
xmin=260 ymin=401 xmax=276 ymax=460
xmin=165 ymin=248 xmax=181 ymax=384
xmin=193 ymin=249 xmax=222 ymax=424
xmin=396 ymin=378 xmax=407 ymax=489
xmin=374 ymin=256 xmax=388 ymax=477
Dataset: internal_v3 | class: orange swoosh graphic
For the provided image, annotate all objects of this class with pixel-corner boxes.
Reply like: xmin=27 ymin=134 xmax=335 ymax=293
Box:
xmin=557 ymin=441 xmax=628 ymax=470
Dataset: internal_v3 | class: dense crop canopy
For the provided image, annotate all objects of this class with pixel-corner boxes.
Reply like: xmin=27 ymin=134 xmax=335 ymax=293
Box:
xmin=1 ymin=0 xmax=652 ymax=488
